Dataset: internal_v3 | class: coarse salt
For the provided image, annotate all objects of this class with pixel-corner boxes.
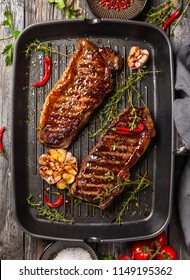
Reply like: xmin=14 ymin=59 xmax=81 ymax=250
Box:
xmin=53 ymin=247 xmax=92 ymax=260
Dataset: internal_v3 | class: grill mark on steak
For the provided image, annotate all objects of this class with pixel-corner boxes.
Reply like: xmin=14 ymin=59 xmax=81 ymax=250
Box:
xmin=38 ymin=39 xmax=122 ymax=148
xmin=71 ymin=106 xmax=156 ymax=209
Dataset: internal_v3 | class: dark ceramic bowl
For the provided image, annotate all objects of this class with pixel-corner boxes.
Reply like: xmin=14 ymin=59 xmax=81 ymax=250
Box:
xmin=86 ymin=0 xmax=147 ymax=20
xmin=40 ymin=241 xmax=98 ymax=260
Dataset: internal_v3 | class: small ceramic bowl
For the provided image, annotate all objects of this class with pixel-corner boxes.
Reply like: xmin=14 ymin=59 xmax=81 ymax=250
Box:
xmin=40 ymin=241 xmax=98 ymax=260
xmin=86 ymin=0 xmax=147 ymax=20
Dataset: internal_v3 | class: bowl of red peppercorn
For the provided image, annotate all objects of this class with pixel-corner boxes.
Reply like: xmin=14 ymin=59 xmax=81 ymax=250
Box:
xmin=86 ymin=0 xmax=147 ymax=20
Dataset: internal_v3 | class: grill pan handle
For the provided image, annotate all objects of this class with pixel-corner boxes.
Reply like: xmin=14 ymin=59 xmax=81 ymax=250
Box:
xmin=85 ymin=18 xmax=101 ymax=24
xmin=174 ymin=146 xmax=190 ymax=156
xmin=84 ymin=237 xmax=101 ymax=243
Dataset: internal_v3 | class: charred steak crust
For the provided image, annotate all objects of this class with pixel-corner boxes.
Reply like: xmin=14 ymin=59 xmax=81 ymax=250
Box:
xmin=38 ymin=39 xmax=122 ymax=148
xmin=71 ymin=106 xmax=156 ymax=209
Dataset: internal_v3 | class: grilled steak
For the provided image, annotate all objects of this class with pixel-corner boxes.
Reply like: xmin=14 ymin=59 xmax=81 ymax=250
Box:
xmin=71 ymin=106 xmax=156 ymax=209
xmin=38 ymin=39 xmax=122 ymax=148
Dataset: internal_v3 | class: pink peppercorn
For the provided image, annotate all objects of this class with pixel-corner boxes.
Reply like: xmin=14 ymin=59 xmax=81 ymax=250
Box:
xmin=99 ymin=0 xmax=134 ymax=11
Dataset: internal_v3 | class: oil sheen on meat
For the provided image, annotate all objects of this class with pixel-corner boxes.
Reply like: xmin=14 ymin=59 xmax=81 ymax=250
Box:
xmin=38 ymin=39 xmax=122 ymax=148
xmin=71 ymin=106 xmax=156 ymax=209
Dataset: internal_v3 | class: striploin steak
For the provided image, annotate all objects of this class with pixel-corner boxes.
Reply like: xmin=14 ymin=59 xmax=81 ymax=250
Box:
xmin=71 ymin=106 xmax=156 ymax=209
xmin=38 ymin=39 xmax=122 ymax=148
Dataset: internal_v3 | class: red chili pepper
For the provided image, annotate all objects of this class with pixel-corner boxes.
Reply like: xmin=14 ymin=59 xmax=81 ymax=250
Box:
xmin=32 ymin=56 xmax=51 ymax=87
xmin=162 ymin=9 xmax=181 ymax=31
xmin=43 ymin=193 xmax=64 ymax=208
xmin=115 ymin=123 xmax=145 ymax=135
xmin=0 ymin=126 xmax=8 ymax=160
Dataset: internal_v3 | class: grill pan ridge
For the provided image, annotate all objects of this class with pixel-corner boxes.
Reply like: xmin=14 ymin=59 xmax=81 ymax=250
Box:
xmin=12 ymin=19 xmax=174 ymax=242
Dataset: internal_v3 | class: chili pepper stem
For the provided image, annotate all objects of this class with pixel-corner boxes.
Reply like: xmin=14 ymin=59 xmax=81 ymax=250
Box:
xmin=46 ymin=189 xmax=60 ymax=195
xmin=0 ymin=150 xmax=8 ymax=160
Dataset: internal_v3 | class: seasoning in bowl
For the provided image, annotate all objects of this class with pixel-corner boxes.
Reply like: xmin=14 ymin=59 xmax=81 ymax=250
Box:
xmin=86 ymin=0 xmax=147 ymax=20
xmin=40 ymin=241 xmax=98 ymax=260
xmin=53 ymin=247 xmax=92 ymax=260
xmin=99 ymin=0 xmax=134 ymax=12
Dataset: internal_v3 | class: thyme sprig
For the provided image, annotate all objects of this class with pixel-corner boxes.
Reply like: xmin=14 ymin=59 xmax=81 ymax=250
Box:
xmin=89 ymin=69 xmax=159 ymax=137
xmin=25 ymin=39 xmax=70 ymax=58
xmin=26 ymin=193 xmax=74 ymax=224
xmin=146 ymin=0 xmax=190 ymax=35
xmin=145 ymin=0 xmax=177 ymax=26
xmin=116 ymin=173 xmax=152 ymax=225
xmin=170 ymin=0 xmax=190 ymax=35
xmin=89 ymin=83 xmax=126 ymax=137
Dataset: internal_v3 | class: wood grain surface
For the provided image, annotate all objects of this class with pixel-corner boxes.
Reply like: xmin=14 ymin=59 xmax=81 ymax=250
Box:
xmin=0 ymin=0 xmax=190 ymax=260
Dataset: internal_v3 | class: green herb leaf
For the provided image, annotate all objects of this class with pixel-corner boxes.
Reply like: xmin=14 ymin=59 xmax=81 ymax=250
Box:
xmin=2 ymin=6 xmax=14 ymax=30
xmin=12 ymin=30 xmax=20 ymax=39
xmin=46 ymin=0 xmax=81 ymax=18
xmin=0 ymin=6 xmax=21 ymax=65
xmin=47 ymin=0 xmax=66 ymax=10
xmin=2 ymin=44 xmax=13 ymax=66
xmin=0 ymin=150 xmax=8 ymax=160
xmin=56 ymin=0 xmax=66 ymax=10
xmin=65 ymin=7 xmax=80 ymax=19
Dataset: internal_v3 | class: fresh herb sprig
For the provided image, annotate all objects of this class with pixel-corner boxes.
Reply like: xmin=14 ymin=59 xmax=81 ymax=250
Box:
xmin=116 ymin=173 xmax=152 ymax=225
xmin=170 ymin=0 xmax=190 ymax=35
xmin=47 ymin=0 xmax=81 ymax=18
xmin=0 ymin=6 xmax=20 ymax=65
xmin=26 ymin=193 xmax=74 ymax=223
xmin=25 ymin=39 xmax=70 ymax=58
xmin=89 ymin=69 xmax=159 ymax=137
xmin=146 ymin=0 xmax=190 ymax=35
xmin=145 ymin=0 xmax=177 ymax=26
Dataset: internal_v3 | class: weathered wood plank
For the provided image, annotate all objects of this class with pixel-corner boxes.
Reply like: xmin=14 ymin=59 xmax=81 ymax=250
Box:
xmin=0 ymin=0 xmax=25 ymax=260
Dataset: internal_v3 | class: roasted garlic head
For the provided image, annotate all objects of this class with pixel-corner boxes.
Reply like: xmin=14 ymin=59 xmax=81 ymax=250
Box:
xmin=39 ymin=149 xmax=78 ymax=188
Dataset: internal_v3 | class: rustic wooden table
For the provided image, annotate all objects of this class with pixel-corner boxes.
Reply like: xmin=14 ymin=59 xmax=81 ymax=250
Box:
xmin=0 ymin=0 xmax=190 ymax=260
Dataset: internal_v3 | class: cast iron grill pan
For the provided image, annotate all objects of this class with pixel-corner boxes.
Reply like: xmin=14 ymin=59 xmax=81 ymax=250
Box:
xmin=12 ymin=19 xmax=174 ymax=242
